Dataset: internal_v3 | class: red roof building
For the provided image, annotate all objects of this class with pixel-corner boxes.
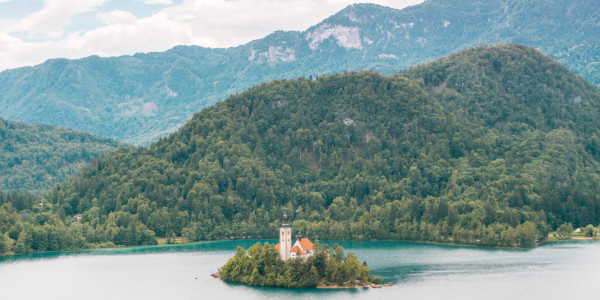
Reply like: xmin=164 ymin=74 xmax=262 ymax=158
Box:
xmin=275 ymin=226 xmax=315 ymax=260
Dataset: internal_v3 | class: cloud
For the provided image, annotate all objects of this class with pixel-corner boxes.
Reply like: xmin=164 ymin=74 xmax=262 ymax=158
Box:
xmin=0 ymin=12 xmax=209 ymax=70
xmin=0 ymin=0 xmax=425 ymax=71
xmin=76 ymin=12 xmax=209 ymax=54
xmin=8 ymin=0 xmax=107 ymax=39
xmin=97 ymin=10 xmax=138 ymax=25
xmin=139 ymin=0 xmax=173 ymax=4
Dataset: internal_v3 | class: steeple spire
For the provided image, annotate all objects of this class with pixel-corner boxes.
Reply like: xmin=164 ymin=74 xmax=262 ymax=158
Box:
xmin=282 ymin=211 xmax=289 ymax=227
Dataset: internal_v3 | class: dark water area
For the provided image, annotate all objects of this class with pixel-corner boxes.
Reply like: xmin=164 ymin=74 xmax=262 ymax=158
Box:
xmin=1 ymin=240 xmax=599 ymax=299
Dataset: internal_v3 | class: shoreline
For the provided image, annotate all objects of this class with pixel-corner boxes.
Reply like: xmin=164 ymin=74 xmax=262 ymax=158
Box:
xmin=316 ymin=283 xmax=394 ymax=289
xmin=0 ymin=239 xmax=235 ymax=259
xmin=2 ymin=236 xmax=598 ymax=258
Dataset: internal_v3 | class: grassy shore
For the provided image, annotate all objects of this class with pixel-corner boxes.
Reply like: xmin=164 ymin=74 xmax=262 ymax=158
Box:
xmin=545 ymin=232 xmax=599 ymax=242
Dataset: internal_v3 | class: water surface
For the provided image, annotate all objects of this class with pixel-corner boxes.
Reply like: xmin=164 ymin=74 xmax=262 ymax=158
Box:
xmin=1 ymin=240 xmax=598 ymax=299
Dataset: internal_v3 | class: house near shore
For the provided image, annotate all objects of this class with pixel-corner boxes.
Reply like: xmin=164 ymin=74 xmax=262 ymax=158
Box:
xmin=274 ymin=213 xmax=315 ymax=261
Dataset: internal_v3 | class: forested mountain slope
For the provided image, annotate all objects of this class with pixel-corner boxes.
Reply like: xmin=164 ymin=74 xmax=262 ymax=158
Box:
xmin=0 ymin=0 xmax=597 ymax=145
xmin=405 ymin=44 xmax=600 ymax=229
xmin=0 ymin=45 xmax=594 ymax=255
xmin=0 ymin=118 xmax=122 ymax=194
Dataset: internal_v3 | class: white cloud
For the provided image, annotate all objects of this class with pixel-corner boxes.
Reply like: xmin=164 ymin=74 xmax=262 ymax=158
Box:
xmin=76 ymin=12 xmax=208 ymax=54
xmin=0 ymin=0 xmax=425 ymax=71
xmin=137 ymin=0 xmax=173 ymax=4
xmin=97 ymin=10 xmax=138 ymax=25
xmin=8 ymin=0 xmax=107 ymax=39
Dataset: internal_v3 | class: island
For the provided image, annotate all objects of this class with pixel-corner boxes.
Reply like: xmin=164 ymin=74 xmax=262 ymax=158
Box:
xmin=218 ymin=213 xmax=382 ymax=289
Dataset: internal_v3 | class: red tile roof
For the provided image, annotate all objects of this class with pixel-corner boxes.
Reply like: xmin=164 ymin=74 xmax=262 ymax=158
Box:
xmin=275 ymin=238 xmax=314 ymax=255
xmin=291 ymin=245 xmax=305 ymax=255
xmin=298 ymin=238 xmax=314 ymax=251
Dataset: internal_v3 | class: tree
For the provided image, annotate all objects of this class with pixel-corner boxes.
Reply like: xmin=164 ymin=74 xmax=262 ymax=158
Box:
xmin=248 ymin=267 xmax=262 ymax=286
xmin=0 ymin=232 xmax=13 ymax=255
xmin=325 ymin=255 xmax=340 ymax=284
xmin=15 ymin=231 xmax=31 ymax=254
xmin=584 ymin=224 xmax=595 ymax=237
xmin=341 ymin=252 xmax=362 ymax=282
xmin=557 ymin=223 xmax=574 ymax=238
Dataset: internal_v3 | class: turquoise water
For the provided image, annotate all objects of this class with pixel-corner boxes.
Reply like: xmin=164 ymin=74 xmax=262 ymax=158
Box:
xmin=1 ymin=240 xmax=599 ymax=299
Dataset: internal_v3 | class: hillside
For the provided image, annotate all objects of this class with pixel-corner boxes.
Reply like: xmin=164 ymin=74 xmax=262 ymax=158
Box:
xmin=2 ymin=44 xmax=598 ymax=255
xmin=404 ymin=44 xmax=600 ymax=229
xmin=0 ymin=0 xmax=598 ymax=145
xmin=0 ymin=118 xmax=123 ymax=194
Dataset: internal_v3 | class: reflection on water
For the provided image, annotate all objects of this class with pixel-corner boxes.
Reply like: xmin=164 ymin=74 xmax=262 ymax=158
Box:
xmin=1 ymin=240 xmax=599 ymax=300
xmin=0 ymin=239 xmax=277 ymax=264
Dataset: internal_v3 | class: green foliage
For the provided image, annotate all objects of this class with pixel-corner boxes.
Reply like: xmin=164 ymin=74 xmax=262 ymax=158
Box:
xmin=584 ymin=224 xmax=595 ymax=237
xmin=557 ymin=223 xmax=574 ymax=238
xmin=219 ymin=242 xmax=378 ymax=288
xmin=0 ymin=232 xmax=13 ymax=255
xmin=0 ymin=118 xmax=123 ymax=194
xmin=0 ymin=190 xmax=155 ymax=255
xmin=0 ymin=1 xmax=598 ymax=145
xmin=4 ymin=44 xmax=600 ymax=255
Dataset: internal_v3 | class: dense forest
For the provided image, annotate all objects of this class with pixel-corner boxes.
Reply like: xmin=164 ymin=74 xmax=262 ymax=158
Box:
xmin=0 ymin=118 xmax=123 ymax=194
xmin=1 ymin=45 xmax=600 ymax=255
xmin=219 ymin=242 xmax=380 ymax=288
xmin=0 ymin=190 xmax=156 ymax=256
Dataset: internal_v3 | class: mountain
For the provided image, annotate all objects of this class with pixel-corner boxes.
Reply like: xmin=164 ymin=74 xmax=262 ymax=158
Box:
xmin=0 ymin=118 xmax=123 ymax=194
xmin=0 ymin=0 xmax=598 ymax=145
xmin=2 ymin=44 xmax=597 ymax=255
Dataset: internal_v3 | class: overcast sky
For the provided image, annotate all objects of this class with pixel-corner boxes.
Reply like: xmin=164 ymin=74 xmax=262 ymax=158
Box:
xmin=0 ymin=0 xmax=425 ymax=71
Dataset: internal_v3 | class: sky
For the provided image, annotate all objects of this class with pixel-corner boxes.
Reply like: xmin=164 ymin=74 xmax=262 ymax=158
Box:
xmin=0 ymin=0 xmax=425 ymax=71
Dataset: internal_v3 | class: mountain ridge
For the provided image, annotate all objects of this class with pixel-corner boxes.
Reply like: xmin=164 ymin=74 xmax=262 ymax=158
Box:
xmin=0 ymin=0 xmax=598 ymax=145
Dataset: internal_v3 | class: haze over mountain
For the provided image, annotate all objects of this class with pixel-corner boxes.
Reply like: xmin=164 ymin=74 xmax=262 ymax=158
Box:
xmin=0 ymin=118 xmax=122 ymax=194
xmin=0 ymin=0 xmax=598 ymax=145
xmin=4 ymin=45 xmax=593 ymax=254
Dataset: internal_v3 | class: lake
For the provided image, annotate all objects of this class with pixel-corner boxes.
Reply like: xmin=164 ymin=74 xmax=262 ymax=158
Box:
xmin=1 ymin=240 xmax=599 ymax=300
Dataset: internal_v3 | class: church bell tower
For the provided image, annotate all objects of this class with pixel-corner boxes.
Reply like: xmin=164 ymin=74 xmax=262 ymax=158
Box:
xmin=279 ymin=212 xmax=292 ymax=261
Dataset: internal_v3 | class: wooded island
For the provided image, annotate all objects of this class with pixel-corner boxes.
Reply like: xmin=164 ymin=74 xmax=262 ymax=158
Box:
xmin=219 ymin=242 xmax=381 ymax=288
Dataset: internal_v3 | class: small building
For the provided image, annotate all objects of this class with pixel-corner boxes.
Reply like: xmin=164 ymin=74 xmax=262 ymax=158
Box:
xmin=289 ymin=234 xmax=314 ymax=259
xmin=73 ymin=213 xmax=82 ymax=222
xmin=274 ymin=213 xmax=315 ymax=261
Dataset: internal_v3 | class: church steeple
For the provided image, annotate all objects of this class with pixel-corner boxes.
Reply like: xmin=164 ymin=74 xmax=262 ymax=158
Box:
xmin=279 ymin=211 xmax=292 ymax=261
xmin=274 ymin=212 xmax=315 ymax=261
xmin=282 ymin=211 xmax=289 ymax=227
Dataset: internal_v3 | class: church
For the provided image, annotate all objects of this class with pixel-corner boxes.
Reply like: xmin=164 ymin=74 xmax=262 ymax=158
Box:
xmin=274 ymin=212 xmax=315 ymax=261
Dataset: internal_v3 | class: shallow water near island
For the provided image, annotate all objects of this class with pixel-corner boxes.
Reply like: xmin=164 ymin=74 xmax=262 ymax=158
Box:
xmin=1 ymin=240 xmax=599 ymax=300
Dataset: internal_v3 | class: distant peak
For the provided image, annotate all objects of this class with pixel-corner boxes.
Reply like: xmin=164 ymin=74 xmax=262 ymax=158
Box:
xmin=341 ymin=2 xmax=392 ymax=11
xmin=304 ymin=3 xmax=397 ymax=50
xmin=327 ymin=2 xmax=396 ymax=23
